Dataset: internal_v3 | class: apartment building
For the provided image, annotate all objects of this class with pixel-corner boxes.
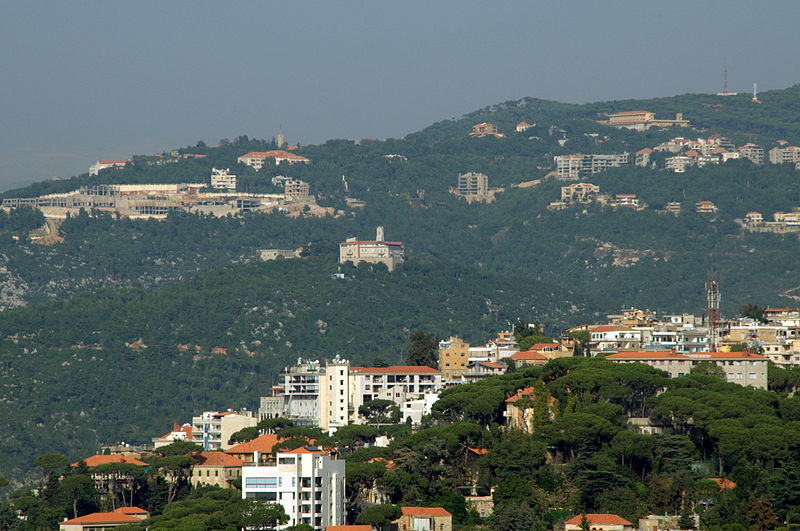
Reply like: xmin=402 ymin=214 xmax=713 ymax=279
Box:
xmin=695 ymin=201 xmax=718 ymax=214
xmin=192 ymin=410 xmax=258 ymax=450
xmin=456 ymin=172 xmax=489 ymax=197
xmin=284 ymin=178 xmax=310 ymax=201
xmin=350 ymin=365 xmax=444 ymax=420
xmin=635 ymin=148 xmax=653 ymax=167
xmin=210 ymin=168 xmax=236 ymax=190
xmin=606 ymin=351 xmax=768 ymax=389
xmin=469 ymin=122 xmax=501 ymax=138
xmin=554 ymin=153 xmax=628 ymax=179
xmin=665 ymin=155 xmax=693 ymax=173
xmin=738 ymin=143 xmax=764 ymax=165
xmin=768 ymin=146 xmax=800 ymax=165
xmin=589 ymin=325 xmax=645 ymax=353
xmin=242 ymin=446 xmax=346 ymax=530
xmin=561 ymin=183 xmax=600 ymax=203
xmin=339 ymin=226 xmax=405 ymax=271
xmin=438 ymin=336 xmax=470 ymax=380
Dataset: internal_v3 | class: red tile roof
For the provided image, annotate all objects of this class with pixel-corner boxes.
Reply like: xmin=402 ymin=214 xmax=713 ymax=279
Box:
xmin=479 ymin=362 xmax=505 ymax=368
xmin=285 ymin=446 xmax=327 ymax=455
xmin=62 ymin=507 xmax=148 ymax=524
xmin=226 ymin=434 xmax=283 ymax=454
xmin=636 ymin=148 xmax=654 ymax=154
xmin=72 ymin=454 xmax=148 ymax=467
xmin=530 ymin=342 xmax=559 ymax=350
xmin=196 ymin=451 xmax=244 ymax=467
xmin=159 ymin=425 xmax=192 ymax=440
xmin=354 ymin=365 xmax=441 ymax=374
xmin=565 ymin=513 xmax=632 ymax=526
xmin=506 ymin=386 xmax=558 ymax=403
xmin=708 ymin=477 xmax=736 ymax=490
xmin=690 ymin=351 xmax=766 ymax=360
xmin=590 ymin=325 xmax=627 ymax=333
xmin=400 ymin=506 xmax=452 ymax=517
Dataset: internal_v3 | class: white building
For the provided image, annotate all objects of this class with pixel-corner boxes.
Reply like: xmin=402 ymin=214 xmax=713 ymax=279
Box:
xmin=349 ymin=365 xmax=444 ymax=423
xmin=191 ymin=410 xmax=257 ymax=450
xmin=339 ymin=226 xmax=405 ymax=272
xmin=237 ymin=150 xmax=310 ymax=170
xmin=242 ymin=446 xmax=346 ymax=530
xmin=210 ymin=168 xmax=237 ymax=190
xmin=89 ymin=159 xmax=128 ymax=176
xmin=554 ymin=153 xmax=629 ymax=179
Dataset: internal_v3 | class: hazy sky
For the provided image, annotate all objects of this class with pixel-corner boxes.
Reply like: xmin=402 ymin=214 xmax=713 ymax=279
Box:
xmin=2 ymin=1 xmax=798 ymax=190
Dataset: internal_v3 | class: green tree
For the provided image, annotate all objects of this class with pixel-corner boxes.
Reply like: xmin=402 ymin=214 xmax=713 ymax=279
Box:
xmin=407 ymin=330 xmax=437 ymax=368
xmin=691 ymin=361 xmax=725 ymax=379
xmin=356 ymin=504 xmax=402 ymax=530
xmin=739 ymin=303 xmax=767 ymax=323
xmin=486 ymin=502 xmax=536 ymax=531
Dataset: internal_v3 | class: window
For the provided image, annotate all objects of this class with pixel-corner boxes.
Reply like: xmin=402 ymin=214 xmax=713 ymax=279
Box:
xmin=279 ymin=457 xmax=296 ymax=465
xmin=245 ymin=477 xmax=278 ymax=488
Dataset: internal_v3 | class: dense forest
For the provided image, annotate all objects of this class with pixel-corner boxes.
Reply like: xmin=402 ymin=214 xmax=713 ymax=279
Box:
xmin=5 ymin=357 xmax=800 ymax=530
xmin=1 ymin=85 xmax=800 ymax=489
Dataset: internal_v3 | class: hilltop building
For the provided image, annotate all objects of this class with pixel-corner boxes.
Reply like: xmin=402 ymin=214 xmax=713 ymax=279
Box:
xmin=516 ymin=121 xmax=534 ymax=132
xmin=210 ymin=168 xmax=236 ymax=190
xmin=599 ymin=111 xmax=689 ymax=131
xmin=241 ymin=446 xmax=346 ymax=530
xmin=89 ymin=160 xmax=128 ymax=176
xmin=554 ymin=153 xmax=629 ymax=179
xmin=237 ymin=150 xmax=310 ymax=170
xmin=469 ymin=122 xmax=502 ymax=138
xmin=339 ymin=226 xmax=404 ymax=272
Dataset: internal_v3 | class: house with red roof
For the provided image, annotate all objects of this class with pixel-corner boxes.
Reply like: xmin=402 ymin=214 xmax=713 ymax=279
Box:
xmin=72 ymin=454 xmax=148 ymax=468
xmin=59 ymin=506 xmax=149 ymax=531
xmin=504 ymin=386 xmax=558 ymax=433
xmin=564 ymin=513 xmax=633 ymax=531
xmin=237 ymin=150 xmax=310 ymax=170
xmin=394 ymin=506 xmax=452 ymax=531
xmin=516 ymin=121 xmax=533 ymax=133
xmin=89 ymin=159 xmax=128 ymax=176
xmin=461 ymin=360 xmax=506 ymax=383
xmin=226 ymin=433 xmax=286 ymax=464
xmin=635 ymin=147 xmax=653 ymax=167
xmin=190 ymin=451 xmax=243 ymax=488
xmin=508 ymin=349 xmax=548 ymax=368
xmin=339 ymin=226 xmax=405 ymax=272
xmin=152 ymin=421 xmax=193 ymax=448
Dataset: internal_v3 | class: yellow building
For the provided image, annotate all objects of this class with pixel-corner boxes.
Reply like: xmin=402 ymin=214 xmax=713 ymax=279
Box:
xmin=190 ymin=451 xmax=243 ymax=488
xmin=394 ymin=507 xmax=452 ymax=531
xmin=438 ymin=336 xmax=470 ymax=380
xmin=504 ymin=387 xmax=558 ymax=433
xmin=469 ymin=122 xmax=501 ymax=138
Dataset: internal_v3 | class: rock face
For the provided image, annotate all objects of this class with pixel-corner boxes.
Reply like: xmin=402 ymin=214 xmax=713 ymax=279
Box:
xmin=0 ymin=254 xmax=30 ymax=310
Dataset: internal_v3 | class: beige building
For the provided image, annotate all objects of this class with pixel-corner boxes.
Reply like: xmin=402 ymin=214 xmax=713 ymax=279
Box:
xmin=350 ymin=365 xmax=444 ymax=423
xmin=504 ymin=386 xmax=558 ymax=433
xmin=237 ymin=150 xmax=310 ymax=170
xmin=469 ymin=122 xmax=501 ymax=138
xmin=564 ymin=513 xmax=633 ymax=531
xmin=394 ymin=506 xmax=452 ymax=531
xmin=190 ymin=451 xmax=243 ymax=488
xmin=284 ymin=178 xmax=310 ymax=201
xmin=339 ymin=226 xmax=405 ymax=271
xmin=555 ymin=153 xmax=629 ymax=179
xmin=438 ymin=336 xmax=470 ymax=380
xmin=507 ymin=350 xmax=548 ymax=368
xmin=210 ymin=168 xmax=236 ymax=190
xmin=454 ymin=172 xmax=489 ymax=200
xmin=191 ymin=410 xmax=258 ymax=450
xmin=600 ymin=110 xmax=688 ymax=131
xmin=606 ymin=351 xmax=768 ymax=389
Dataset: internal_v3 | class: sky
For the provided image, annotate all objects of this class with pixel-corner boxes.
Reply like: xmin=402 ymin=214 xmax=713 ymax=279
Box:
xmin=1 ymin=1 xmax=799 ymax=190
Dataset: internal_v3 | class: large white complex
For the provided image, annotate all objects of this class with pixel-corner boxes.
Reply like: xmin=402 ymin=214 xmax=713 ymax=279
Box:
xmin=339 ymin=226 xmax=405 ymax=271
xmin=554 ymin=153 xmax=629 ymax=179
xmin=241 ymin=446 xmax=346 ymax=530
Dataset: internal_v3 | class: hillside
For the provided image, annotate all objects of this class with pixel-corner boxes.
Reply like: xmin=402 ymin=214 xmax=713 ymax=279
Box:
xmin=0 ymin=255 xmax=603 ymax=483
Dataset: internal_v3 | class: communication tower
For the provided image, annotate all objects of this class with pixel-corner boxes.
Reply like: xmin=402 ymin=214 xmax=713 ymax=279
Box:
xmin=752 ymin=82 xmax=761 ymax=104
xmin=717 ymin=68 xmax=737 ymax=96
xmin=706 ymin=279 xmax=721 ymax=352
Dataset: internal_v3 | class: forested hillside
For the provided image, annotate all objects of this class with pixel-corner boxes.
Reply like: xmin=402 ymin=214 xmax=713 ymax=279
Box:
xmin=0 ymin=255 xmax=602 ymax=484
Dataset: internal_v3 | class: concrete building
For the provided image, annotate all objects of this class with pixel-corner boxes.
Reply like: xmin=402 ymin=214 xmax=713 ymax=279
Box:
xmin=210 ymin=168 xmax=236 ymax=190
xmin=259 ymin=248 xmax=302 ymax=261
xmin=319 ymin=356 xmax=351 ymax=430
xmin=695 ymin=200 xmax=718 ymax=214
xmin=665 ymin=154 xmax=693 ymax=173
xmin=455 ymin=172 xmax=489 ymax=198
xmin=89 ymin=159 xmax=128 ymax=176
xmin=394 ymin=506 xmax=452 ymax=531
xmin=738 ymin=143 xmax=764 ymax=165
xmin=635 ymin=148 xmax=653 ymax=167
xmin=190 ymin=451 xmax=243 ymax=488
xmin=438 ymin=336 xmax=470 ymax=380
xmin=350 ymin=366 xmax=444 ymax=423
xmin=152 ymin=422 xmax=193 ymax=449
xmin=339 ymin=226 xmax=405 ymax=272
xmin=555 ymin=153 xmax=629 ymax=179
xmin=284 ymin=178 xmax=310 ymax=201
xmin=606 ymin=351 xmax=768 ymax=389
xmin=769 ymin=145 xmax=800 ymax=165
xmin=469 ymin=122 xmax=501 ymax=138
xmin=460 ymin=361 xmax=506 ymax=383
xmin=191 ymin=410 xmax=258 ymax=450
xmin=242 ymin=446 xmax=346 ymax=530
xmin=237 ymin=150 xmax=310 ymax=170
xmin=561 ymin=182 xmax=600 ymax=203
xmin=600 ymin=111 xmax=689 ymax=131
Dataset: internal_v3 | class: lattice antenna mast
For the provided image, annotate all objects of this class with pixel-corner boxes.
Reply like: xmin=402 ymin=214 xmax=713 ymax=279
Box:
xmin=706 ymin=280 xmax=721 ymax=352
xmin=723 ymin=68 xmax=728 ymax=93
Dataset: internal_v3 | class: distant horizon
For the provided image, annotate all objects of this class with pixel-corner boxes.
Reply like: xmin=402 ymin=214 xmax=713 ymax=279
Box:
xmin=3 ymin=1 xmax=798 ymax=190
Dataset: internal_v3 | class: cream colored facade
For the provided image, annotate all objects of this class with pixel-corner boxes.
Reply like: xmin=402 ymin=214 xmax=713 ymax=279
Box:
xmin=190 ymin=451 xmax=243 ymax=488
xmin=339 ymin=226 xmax=405 ymax=271
xmin=191 ymin=410 xmax=258 ymax=450
xmin=284 ymin=178 xmax=310 ymax=201
xmin=394 ymin=507 xmax=452 ymax=531
xmin=319 ymin=357 xmax=351 ymax=430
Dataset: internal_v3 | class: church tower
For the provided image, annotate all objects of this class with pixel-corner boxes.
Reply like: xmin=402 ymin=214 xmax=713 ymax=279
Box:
xmin=277 ymin=126 xmax=285 ymax=149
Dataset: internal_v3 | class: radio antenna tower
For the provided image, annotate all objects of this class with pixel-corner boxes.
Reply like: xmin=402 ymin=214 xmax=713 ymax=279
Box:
xmin=706 ymin=279 xmax=721 ymax=352
xmin=752 ymin=82 xmax=761 ymax=103
xmin=717 ymin=67 xmax=737 ymax=96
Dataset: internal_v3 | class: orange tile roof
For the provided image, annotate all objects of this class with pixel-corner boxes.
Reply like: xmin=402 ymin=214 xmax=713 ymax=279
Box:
xmin=685 ymin=149 xmax=699 ymax=156
xmin=506 ymin=386 xmax=558 ymax=403
xmin=159 ymin=425 xmax=192 ymax=440
xmin=530 ymin=342 xmax=559 ymax=350
xmin=590 ymin=325 xmax=627 ymax=333
xmin=196 ymin=451 xmax=244 ymax=467
xmin=73 ymin=454 xmax=148 ymax=467
xmin=467 ymin=447 xmax=489 ymax=455
xmin=690 ymin=351 xmax=766 ymax=360
xmin=636 ymin=148 xmax=654 ymax=154
xmin=479 ymin=362 xmax=505 ymax=368
xmin=509 ymin=350 xmax=547 ymax=361
xmin=708 ymin=477 xmax=736 ymax=490
xmin=226 ymin=434 xmax=283 ymax=454
xmin=354 ymin=365 xmax=441 ymax=374
xmin=400 ymin=506 xmax=452 ymax=517
xmin=565 ymin=513 xmax=632 ymax=526
xmin=62 ymin=507 xmax=147 ymax=524
xmin=285 ymin=446 xmax=327 ymax=455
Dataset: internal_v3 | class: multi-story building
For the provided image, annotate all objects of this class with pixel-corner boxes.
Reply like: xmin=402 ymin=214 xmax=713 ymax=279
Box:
xmin=768 ymin=146 xmax=800 ymax=165
xmin=210 ymin=168 xmax=237 ymax=190
xmin=438 ymin=336 xmax=470 ymax=380
xmin=561 ymin=183 xmax=600 ymax=203
xmin=237 ymin=150 xmax=310 ymax=170
xmin=319 ymin=356 xmax=351 ymax=430
xmin=606 ymin=351 xmax=768 ymax=389
xmin=350 ymin=365 xmax=444 ymax=422
xmin=738 ymin=143 xmax=764 ymax=165
xmin=339 ymin=226 xmax=405 ymax=272
xmin=665 ymin=155 xmax=693 ymax=173
xmin=191 ymin=410 xmax=258 ymax=450
xmin=89 ymin=159 xmax=128 ymax=176
xmin=469 ymin=122 xmax=501 ymax=138
xmin=554 ymin=153 xmax=628 ymax=179
xmin=600 ymin=111 xmax=688 ymax=131
xmin=268 ymin=359 xmax=325 ymax=426
xmin=589 ymin=325 xmax=645 ymax=353
xmin=635 ymin=148 xmax=653 ymax=167
xmin=284 ymin=178 xmax=310 ymax=201
xmin=460 ymin=361 xmax=506 ymax=383
xmin=242 ymin=446 xmax=346 ymax=530
xmin=695 ymin=201 xmax=717 ymax=214
xmin=664 ymin=201 xmax=682 ymax=214
xmin=190 ymin=451 xmax=243 ymax=488
xmin=455 ymin=172 xmax=489 ymax=198
xmin=504 ymin=386 xmax=558 ymax=433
